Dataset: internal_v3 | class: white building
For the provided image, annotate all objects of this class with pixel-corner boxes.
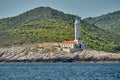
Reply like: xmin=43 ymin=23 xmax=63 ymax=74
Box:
xmin=61 ymin=18 xmax=86 ymax=53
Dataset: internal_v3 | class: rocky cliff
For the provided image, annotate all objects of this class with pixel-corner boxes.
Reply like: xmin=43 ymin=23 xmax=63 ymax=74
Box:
xmin=0 ymin=45 xmax=120 ymax=62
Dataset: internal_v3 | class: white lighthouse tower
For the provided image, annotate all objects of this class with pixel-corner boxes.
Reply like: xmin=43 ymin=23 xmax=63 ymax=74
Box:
xmin=74 ymin=17 xmax=81 ymax=42
xmin=74 ymin=17 xmax=86 ymax=49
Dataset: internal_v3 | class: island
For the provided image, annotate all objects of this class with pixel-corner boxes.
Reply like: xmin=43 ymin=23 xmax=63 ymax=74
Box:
xmin=0 ymin=7 xmax=120 ymax=62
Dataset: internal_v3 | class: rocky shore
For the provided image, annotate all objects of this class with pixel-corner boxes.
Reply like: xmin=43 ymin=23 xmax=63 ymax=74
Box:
xmin=0 ymin=45 xmax=120 ymax=62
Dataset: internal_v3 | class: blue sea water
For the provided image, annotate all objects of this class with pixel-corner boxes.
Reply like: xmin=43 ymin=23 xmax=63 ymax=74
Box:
xmin=0 ymin=62 xmax=120 ymax=80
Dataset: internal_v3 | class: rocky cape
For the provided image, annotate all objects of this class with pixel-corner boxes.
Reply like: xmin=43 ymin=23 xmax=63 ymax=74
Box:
xmin=0 ymin=45 xmax=120 ymax=62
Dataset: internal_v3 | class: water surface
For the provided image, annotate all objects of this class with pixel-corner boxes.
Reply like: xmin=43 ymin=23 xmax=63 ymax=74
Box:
xmin=0 ymin=62 xmax=120 ymax=80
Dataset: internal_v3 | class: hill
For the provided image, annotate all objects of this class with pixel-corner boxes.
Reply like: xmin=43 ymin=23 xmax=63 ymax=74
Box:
xmin=85 ymin=10 xmax=120 ymax=34
xmin=0 ymin=7 xmax=119 ymax=52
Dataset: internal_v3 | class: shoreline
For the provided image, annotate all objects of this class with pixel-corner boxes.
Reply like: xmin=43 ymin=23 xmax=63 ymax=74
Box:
xmin=0 ymin=44 xmax=120 ymax=63
xmin=0 ymin=59 xmax=120 ymax=63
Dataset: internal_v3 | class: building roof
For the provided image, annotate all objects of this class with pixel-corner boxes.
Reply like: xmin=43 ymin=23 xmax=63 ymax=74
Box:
xmin=61 ymin=41 xmax=77 ymax=44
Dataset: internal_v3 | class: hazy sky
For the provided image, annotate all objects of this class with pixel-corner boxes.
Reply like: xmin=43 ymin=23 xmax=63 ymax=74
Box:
xmin=0 ymin=0 xmax=120 ymax=19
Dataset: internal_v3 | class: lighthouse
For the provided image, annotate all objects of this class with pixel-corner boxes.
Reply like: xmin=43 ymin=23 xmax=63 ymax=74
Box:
xmin=74 ymin=17 xmax=81 ymax=42
xmin=61 ymin=17 xmax=86 ymax=53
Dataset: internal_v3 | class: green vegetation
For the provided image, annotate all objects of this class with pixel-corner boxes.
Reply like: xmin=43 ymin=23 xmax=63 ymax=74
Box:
xmin=0 ymin=7 xmax=119 ymax=52
xmin=85 ymin=10 xmax=120 ymax=34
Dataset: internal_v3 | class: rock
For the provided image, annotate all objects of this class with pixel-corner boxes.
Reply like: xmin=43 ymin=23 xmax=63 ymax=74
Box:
xmin=0 ymin=46 xmax=120 ymax=62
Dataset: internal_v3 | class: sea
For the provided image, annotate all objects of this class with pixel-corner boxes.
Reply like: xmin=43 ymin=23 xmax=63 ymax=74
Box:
xmin=0 ymin=62 xmax=120 ymax=80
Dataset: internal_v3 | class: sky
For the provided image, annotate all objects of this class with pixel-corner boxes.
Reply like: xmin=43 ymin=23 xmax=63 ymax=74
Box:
xmin=0 ymin=0 xmax=120 ymax=19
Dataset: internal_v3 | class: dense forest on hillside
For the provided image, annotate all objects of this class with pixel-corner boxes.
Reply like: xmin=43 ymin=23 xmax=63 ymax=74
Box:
xmin=85 ymin=10 xmax=120 ymax=34
xmin=0 ymin=7 xmax=120 ymax=52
